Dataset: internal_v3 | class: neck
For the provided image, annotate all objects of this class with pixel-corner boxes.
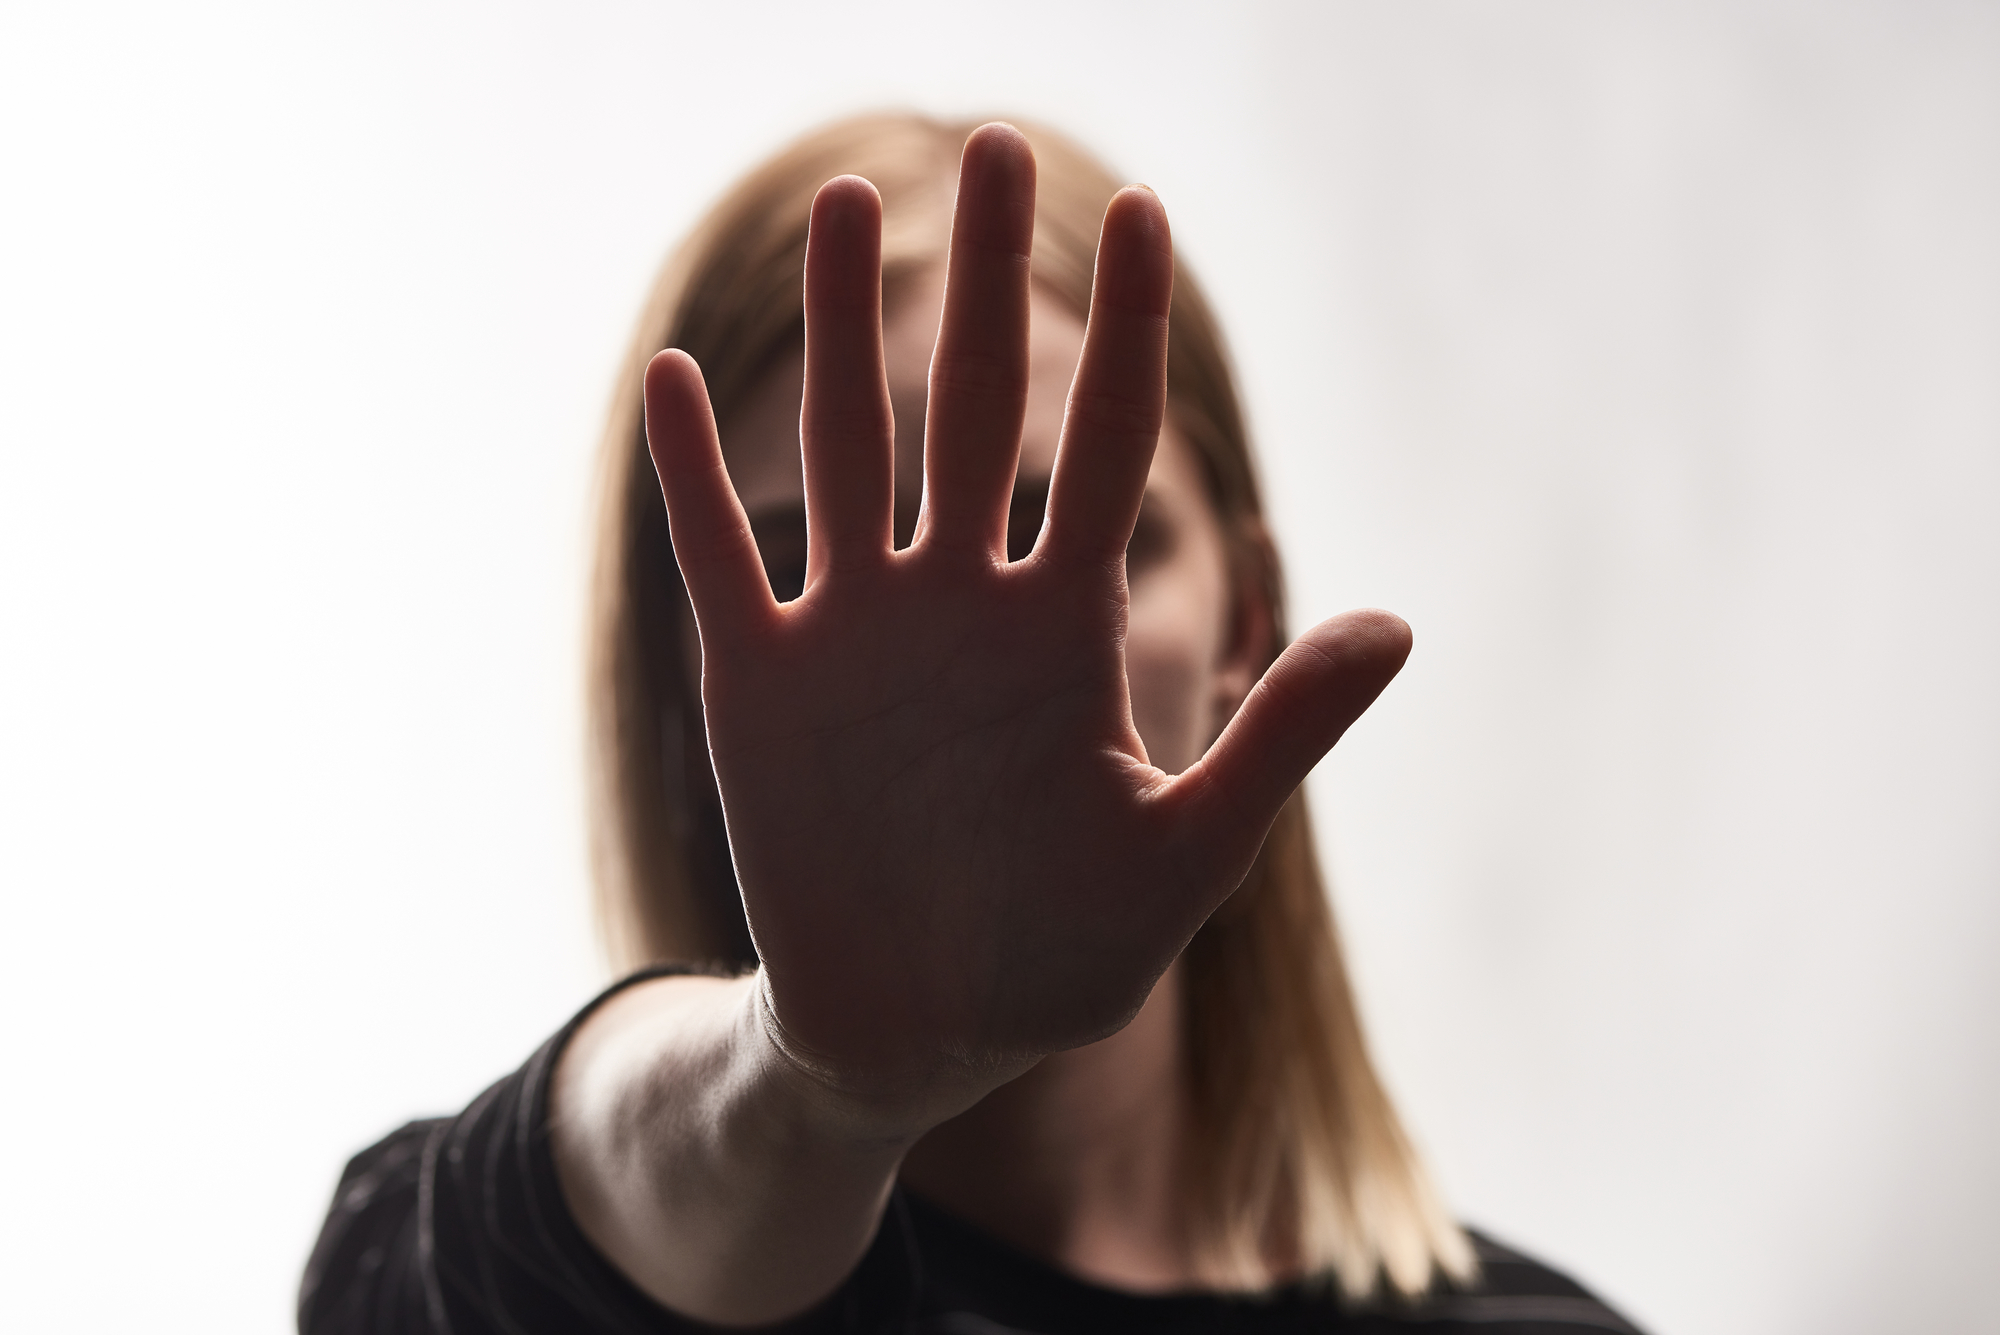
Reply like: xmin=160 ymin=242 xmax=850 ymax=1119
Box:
xmin=897 ymin=961 xmax=1194 ymax=1291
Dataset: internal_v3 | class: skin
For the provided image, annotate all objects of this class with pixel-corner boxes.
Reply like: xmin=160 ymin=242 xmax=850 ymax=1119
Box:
xmin=550 ymin=124 xmax=1412 ymax=1325
xmin=718 ymin=267 xmax=1250 ymax=1289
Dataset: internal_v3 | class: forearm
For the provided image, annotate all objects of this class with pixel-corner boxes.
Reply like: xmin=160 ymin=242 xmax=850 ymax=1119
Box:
xmin=548 ymin=972 xmax=922 ymax=1326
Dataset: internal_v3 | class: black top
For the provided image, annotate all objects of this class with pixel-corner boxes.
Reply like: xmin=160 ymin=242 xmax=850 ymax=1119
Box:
xmin=301 ymin=969 xmax=1643 ymax=1335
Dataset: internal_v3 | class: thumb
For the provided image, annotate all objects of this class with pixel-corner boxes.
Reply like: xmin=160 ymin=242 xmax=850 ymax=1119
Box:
xmin=1165 ymin=608 xmax=1412 ymax=893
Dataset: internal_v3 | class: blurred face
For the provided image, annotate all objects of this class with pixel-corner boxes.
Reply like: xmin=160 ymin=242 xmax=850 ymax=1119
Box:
xmin=711 ymin=268 xmax=1262 ymax=775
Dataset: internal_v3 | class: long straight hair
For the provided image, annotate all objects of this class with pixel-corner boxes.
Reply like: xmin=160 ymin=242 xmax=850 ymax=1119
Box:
xmin=586 ymin=113 xmax=1473 ymax=1298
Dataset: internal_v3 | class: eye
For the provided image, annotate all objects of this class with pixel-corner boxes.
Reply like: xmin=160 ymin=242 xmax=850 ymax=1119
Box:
xmin=749 ymin=510 xmax=809 ymax=603
xmin=1006 ymin=482 xmax=1050 ymax=563
xmin=1125 ymin=501 xmax=1176 ymax=577
xmin=767 ymin=557 xmax=807 ymax=604
xmin=1003 ymin=481 xmax=1179 ymax=573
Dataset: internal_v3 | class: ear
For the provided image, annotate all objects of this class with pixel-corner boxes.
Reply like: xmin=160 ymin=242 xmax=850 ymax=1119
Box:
xmin=1209 ymin=520 xmax=1279 ymax=741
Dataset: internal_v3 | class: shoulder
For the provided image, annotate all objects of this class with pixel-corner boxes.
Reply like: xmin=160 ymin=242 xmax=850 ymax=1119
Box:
xmin=299 ymin=1119 xmax=449 ymax=1334
xmin=1347 ymin=1231 xmax=1643 ymax=1335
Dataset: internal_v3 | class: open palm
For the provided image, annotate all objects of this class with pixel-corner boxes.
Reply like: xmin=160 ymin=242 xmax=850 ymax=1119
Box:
xmin=643 ymin=125 xmax=1410 ymax=1113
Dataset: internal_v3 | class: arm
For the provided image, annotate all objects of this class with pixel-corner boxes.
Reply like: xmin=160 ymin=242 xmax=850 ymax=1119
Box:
xmin=551 ymin=973 xmax=923 ymax=1325
xmin=549 ymin=125 xmax=1411 ymax=1326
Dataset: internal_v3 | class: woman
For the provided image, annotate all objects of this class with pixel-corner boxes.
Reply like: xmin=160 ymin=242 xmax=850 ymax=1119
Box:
xmin=302 ymin=114 xmax=1639 ymax=1334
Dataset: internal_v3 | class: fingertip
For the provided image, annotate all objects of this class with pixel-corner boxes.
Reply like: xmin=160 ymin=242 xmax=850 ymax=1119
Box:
xmin=819 ymin=172 xmax=881 ymax=196
xmin=644 ymin=349 xmax=704 ymax=410
xmin=648 ymin=346 xmax=699 ymax=377
xmin=959 ymin=122 xmax=1037 ymax=211
xmin=1087 ymin=188 xmax=1173 ymax=318
xmin=965 ymin=120 xmax=1031 ymax=158
xmin=1111 ymin=181 xmax=1167 ymax=220
xmin=812 ymin=174 xmax=883 ymax=222
xmin=1353 ymin=607 xmax=1414 ymax=662
xmin=643 ymin=350 xmax=720 ymax=463
xmin=806 ymin=179 xmax=885 ymax=302
xmin=1104 ymin=184 xmax=1171 ymax=257
xmin=1295 ymin=608 xmax=1414 ymax=686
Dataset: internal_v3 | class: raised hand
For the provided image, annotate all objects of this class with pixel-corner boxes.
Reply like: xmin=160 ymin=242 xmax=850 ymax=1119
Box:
xmin=642 ymin=124 xmax=1410 ymax=1121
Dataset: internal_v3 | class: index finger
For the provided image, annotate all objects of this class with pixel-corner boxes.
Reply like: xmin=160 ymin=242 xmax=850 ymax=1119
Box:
xmin=1039 ymin=186 xmax=1174 ymax=569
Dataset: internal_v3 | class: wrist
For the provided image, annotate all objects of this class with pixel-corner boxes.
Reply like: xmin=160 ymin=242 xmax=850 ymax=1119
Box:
xmin=741 ymin=968 xmax=1022 ymax=1149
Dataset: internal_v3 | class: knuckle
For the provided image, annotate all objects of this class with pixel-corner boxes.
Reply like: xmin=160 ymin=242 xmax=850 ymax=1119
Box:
xmin=1066 ymin=389 xmax=1162 ymax=442
xmin=805 ymin=402 xmax=892 ymax=440
xmin=929 ymin=352 xmax=1028 ymax=402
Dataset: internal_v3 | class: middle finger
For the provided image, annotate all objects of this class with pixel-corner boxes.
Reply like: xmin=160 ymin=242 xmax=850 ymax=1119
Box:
xmin=914 ymin=123 xmax=1037 ymax=560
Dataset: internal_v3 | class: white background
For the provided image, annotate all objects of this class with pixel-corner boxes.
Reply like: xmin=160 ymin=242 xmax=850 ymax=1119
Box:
xmin=3 ymin=3 xmax=1995 ymax=1332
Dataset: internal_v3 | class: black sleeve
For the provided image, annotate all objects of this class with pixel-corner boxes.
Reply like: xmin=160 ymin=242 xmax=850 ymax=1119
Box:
xmin=298 ymin=967 xmax=916 ymax=1335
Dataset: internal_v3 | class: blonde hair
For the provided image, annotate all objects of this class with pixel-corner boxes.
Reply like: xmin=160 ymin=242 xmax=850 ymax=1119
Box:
xmin=586 ymin=112 xmax=1474 ymax=1298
